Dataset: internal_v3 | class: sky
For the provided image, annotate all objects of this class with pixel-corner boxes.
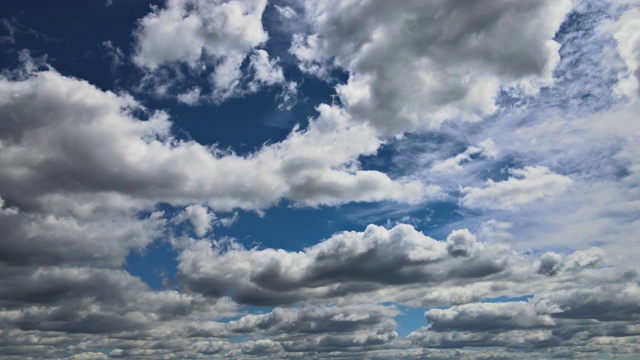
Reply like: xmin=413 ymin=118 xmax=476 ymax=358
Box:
xmin=0 ymin=0 xmax=640 ymax=359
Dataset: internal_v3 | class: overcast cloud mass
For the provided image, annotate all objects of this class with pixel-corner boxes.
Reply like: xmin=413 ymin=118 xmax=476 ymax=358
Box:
xmin=1 ymin=0 xmax=640 ymax=358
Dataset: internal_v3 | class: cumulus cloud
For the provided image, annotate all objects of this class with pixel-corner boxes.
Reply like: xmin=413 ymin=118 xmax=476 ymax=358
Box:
xmin=176 ymin=223 xmax=619 ymax=307
xmin=410 ymin=282 xmax=640 ymax=352
xmin=3 ymin=1 xmax=640 ymax=359
xmin=0 ymin=61 xmax=438 ymax=359
xmin=226 ymin=304 xmax=397 ymax=336
xmin=292 ymin=0 xmax=572 ymax=134
xmin=460 ymin=166 xmax=572 ymax=211
xmin=174 ymin=205 xmax=215 ymax=237
xmin=133 ymin=0 xmax=288 ymax=101
xmin=177 ymin=225 xmax=486 ymax=304
xmin=446 ymin=229 xmax=477 ymax=257
xmin=176 ymin=87 xmax=201 ymax=105
xmin=133 ymin=0 xmax=267 ymax=69
xmin=248 ymin=49 xmax=285 ymax=90
xmin=0 ymin=66 xmax=428 ymax=213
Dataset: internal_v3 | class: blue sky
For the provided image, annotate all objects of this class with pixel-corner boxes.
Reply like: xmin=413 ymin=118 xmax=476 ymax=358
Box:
xmin=1 ymin=0 xmax=640 ymax=359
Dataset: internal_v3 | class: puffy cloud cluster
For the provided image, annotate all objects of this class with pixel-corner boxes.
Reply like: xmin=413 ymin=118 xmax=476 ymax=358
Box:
xmin=410 ymin=282 xmax=640 ymax=355
xmin=292 ymin=0 xmax=572 ymax=134
xmin=0 ymin=58 xmax=431 ymax=359
xmin=2 ymin=220 xmax=635 ymax=358
xmin=133 ymin=0 xmax=289 ymax=102
xmin=0 ymin=66 xmax=428 ymax=214
xmin=177 ymin=223 xmax=620 ymax=309
xmin=2 ymin=0 xmax=640 ymax=358
xmin=178 ymin=224 xmax=502 ymax=305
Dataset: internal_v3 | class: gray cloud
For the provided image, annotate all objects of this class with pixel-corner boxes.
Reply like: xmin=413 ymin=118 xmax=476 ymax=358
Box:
xmin=177 ymin=224 xmax=622 ymax=307
xmin=410 ymin=281 xmax=640 ymax=352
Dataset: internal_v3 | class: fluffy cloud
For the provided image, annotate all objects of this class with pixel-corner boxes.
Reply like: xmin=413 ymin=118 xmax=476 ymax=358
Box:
xmin=226 ymin=304 xmax=397 ymax=336
xmin=174 ymin=205 xmax=215 ymax=237
xmin=460 ymin=166 xmax=572 ymax=211
xmin=177 ymin=223 xmax=620 ymax=307
xmin=0 ymin=203 xmax=164 ymax=267
xmin=133 ymin=0 xmax=288 ymax=101
xmin=0 ymin=266 xmax=238 ymax=334
xmin=292 ymin=0 xmax=572 ymax=134
xmin=425 ymin=301 xmax=556 ymax=332
xmin=2 ymin=1 xmax=640 ymax=358
xmin=0 ymin=66 xmax=428 ymax=213
xmin=177 ymin=224 xmax=489 ymax=304
xmin=410 ymin=282 xmax=640 ymax=353
xmin=133 ymin=0 xmax=267 ymax=69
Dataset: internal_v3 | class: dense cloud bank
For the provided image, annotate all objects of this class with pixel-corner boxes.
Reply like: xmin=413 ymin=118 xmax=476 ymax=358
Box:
xmin=1 ymin=0 xmax=640 ymax=358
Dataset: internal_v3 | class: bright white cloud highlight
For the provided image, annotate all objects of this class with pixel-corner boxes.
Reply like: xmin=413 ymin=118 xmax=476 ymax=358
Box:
xmin=292 ymin=0 xmax=572 ymax=134
xmin=461 ymin=166 xmax=572 ymax=211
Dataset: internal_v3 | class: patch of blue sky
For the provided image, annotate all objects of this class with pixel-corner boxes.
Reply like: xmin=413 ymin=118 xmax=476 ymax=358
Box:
xmin=219 ymin=305 xmax=274 ymax=324
xmin=393 ymin=305 xmax=430 ymax=337
xmin=389 ymin=303 xmax=452 ymax=337
xmin=125 ymin=239 xmax=179 ymax=290
xmin=165 ymin=88 xmax=299 ymax=152
xmin=0 ymin=0 xmax=163 ymax=89
xmin=214 ymin=204 xmax=351 ymax=251
xmin=482 ymin=294 xmax=534 ymax=304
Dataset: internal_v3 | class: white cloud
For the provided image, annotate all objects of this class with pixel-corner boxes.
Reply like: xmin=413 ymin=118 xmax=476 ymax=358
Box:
xmin=277 ymin=80 xmax=298 ymax=111
xmin=478 ymin=219 xmax=513 ymax=244
xmin=410 ymin=281 xmax=640 ymax=351
xmin=101 ymin=40 xmax=124 ymax=71
xmin=247 ymin=49 xmax=285 ymax=92
xmin=132 ymin=0 xmax=288 ymax=101
xmin=0 ymin=66 xmax=427 ymax=212
xmin=225 ymin=304 xmax=397 ymax=335
xmin=292 ymin=0 xmax=572 ymax=134
xmin=3 ymin=2 xmax=640 ymax=359
xmin=177 ymin=223 xmax=622 ymax=307
xmin=430 ymin=146 xmax=482 ymax=174
xmin=601 ymin=8 xmax=640 ymax=98
xmin=176 ymin=87 xmax=201 ymax=105
xmin=461 ymin=166 xmax=572 ymax=211
xmin=425 ymin=301 xmax=556 ymax=332
xmin=133 ymin=0 xmax=268 ymax=70
xmin=174 ymin=205 xmax=215 ymax=237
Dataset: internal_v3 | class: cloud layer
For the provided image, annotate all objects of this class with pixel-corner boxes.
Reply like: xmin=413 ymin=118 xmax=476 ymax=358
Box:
xmin=1 ymin=0 xmax=640 ymax=358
